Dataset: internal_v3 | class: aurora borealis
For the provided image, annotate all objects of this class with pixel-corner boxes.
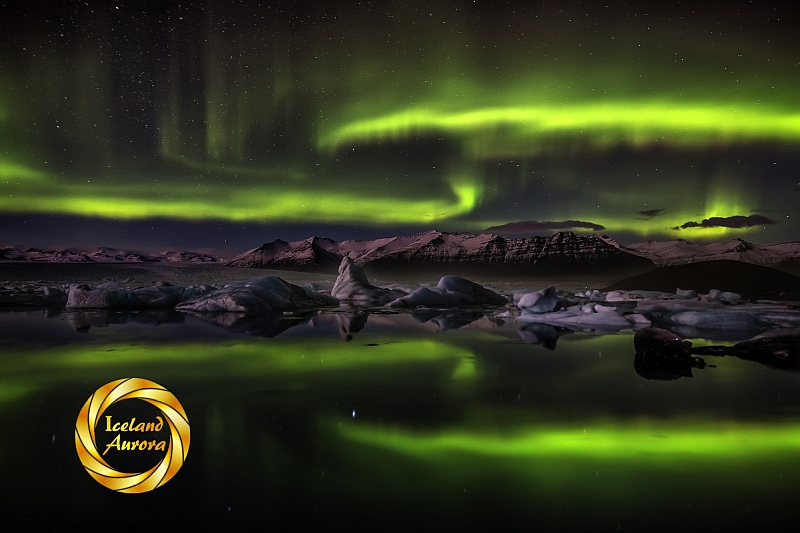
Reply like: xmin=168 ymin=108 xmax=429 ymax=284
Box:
xmin=1 ymin=0 xmax=799 ymax=251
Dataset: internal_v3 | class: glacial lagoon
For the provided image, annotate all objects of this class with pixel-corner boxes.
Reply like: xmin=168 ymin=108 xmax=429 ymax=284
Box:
xmin=1 ymin=304 xmax=799 ymax=530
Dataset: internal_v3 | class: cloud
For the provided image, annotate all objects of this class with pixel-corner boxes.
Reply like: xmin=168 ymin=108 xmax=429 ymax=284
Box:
xmin=485 ymin=220 xmax=606 ymax=233
xmin=638 ymin=208 xmax=665 ymax=219
xmin=671 ymin=214 xmax=776 ymax=230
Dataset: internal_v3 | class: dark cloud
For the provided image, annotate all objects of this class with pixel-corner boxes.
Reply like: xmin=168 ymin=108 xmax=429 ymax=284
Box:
xmin=671 ymin=214 xmax=776 ymax=230
xmin=638 ymin=208 xmax=665 ymax=219
xmin=485 ymin=220 xmax=606 ymax=233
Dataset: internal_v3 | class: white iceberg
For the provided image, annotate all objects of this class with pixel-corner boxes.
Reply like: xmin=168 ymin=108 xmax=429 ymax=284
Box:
xmin=387 ymin=275 xmax=507 ymax=308
xmin=331 ymin=257 xmax=406 ymax=305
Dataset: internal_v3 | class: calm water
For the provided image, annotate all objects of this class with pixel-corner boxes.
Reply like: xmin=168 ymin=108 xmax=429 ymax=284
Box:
xmin=1 ymin=307 xmax=799 ymax=530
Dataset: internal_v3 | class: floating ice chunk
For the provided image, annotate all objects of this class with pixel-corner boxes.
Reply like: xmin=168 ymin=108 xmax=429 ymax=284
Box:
xmin=515 ymin=308 xmax=646 ymax=329
xmin=67 ymin=284 xmax=136 ymax=309
xmin=437 ymin=276 xmax=508 ymax=305
xmin=629 ymin=290 xmax=673 ymax=300
xmin=586 ymin=289 xmax=604 ymax=301
xmin=67 ymin=282 xmax=213 ymax=309
xmin=626 ymin=313 xmax=652 ymax=326
xmin=702 ymin=289 xmax=742 ymax=304
xmin=331 ymin=257 xmax=406 ymax=305
xmin=0 ymin=285 xmax=67 ymax=308
xmin=517 ymin=286 xmax=559 ymax=314
xmin=674 ymin=288 xmax=698 ymax=299
xmin=661 ymin=310 xmax=761 ymax=330
xmin=176 ymin=277 xmax=338 ymax=313
xmin=604 ymin=291 xmax=632 ymax=302
xmin=387 ymin=275 xmax=506 ymax=308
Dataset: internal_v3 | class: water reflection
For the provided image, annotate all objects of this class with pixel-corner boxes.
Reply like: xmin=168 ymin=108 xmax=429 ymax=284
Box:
xmin=66 ymin=309 xmax=185 ymax=331
xmin=410 ymin=309 xmax=495 ymax=331
xmin=517 ymin=324 xmax=564 ymax=350
xmin=634 ymin=327 xmax=800 ymax=380
xmin=1 ymin=308 xmax=799 ymax=529
xmin=189 ymin=311 xmax=316 ymax=338
xmin=10 ymin=307 xmax=797 ymax=383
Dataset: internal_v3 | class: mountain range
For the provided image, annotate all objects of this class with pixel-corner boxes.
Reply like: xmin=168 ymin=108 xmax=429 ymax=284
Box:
xmin=626 ymin=238 xmax=800 ymax=267
xmin=227 ymin=231 xmax=800 ymax=275
xmin=0 ymin=246 xmax=221 ymax=263
xmin=5 ymin=232 xmax=800 ymax=275
xmin=227 ymin=230 xmax=652 ymax=275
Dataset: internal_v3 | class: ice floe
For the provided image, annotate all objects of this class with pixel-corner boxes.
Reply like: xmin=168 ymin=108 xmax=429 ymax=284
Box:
xmin=331 ymin=257 xmax=406 ymax=305
xmin=176 ymin=277 xmax=338 ymax=313
xmin=386 ymin=275 xmax=507 ymax=307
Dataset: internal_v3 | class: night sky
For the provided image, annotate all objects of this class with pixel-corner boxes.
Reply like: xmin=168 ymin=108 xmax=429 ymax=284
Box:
xmin=1 ymin=0 xmax=799 ymax=255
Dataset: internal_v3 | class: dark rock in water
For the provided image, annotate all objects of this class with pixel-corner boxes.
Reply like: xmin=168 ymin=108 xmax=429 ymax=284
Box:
xmin=634 ymin=327 xmax=693 ymax=358
xmin=635 ymin=327 xmax=800 ymax=378
xmin=655 ymin=324 xmax=763 ymax=343
xmin=633 ymin=327 xmax=705 ymax=380
xmin=724 ymin=333 xmax=800 ymax=372
xmin=605 ymin=260 xmax=800 ymax=299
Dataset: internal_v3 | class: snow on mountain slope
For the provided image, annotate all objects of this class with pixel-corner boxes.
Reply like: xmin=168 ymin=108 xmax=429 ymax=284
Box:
xmin=625 ymin=238 xmax=800 ymax=266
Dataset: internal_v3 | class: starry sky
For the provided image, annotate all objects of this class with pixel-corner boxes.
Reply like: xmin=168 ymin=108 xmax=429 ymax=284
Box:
xmin=1 ymin=0 xmax=799 ymax=254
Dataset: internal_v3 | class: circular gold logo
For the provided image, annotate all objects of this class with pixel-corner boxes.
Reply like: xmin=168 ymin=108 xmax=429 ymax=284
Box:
xmin=75 ymin=378 xmax=190 ymax=493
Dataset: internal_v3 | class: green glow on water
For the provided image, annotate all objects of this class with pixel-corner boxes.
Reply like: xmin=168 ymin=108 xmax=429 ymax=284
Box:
xmin=0 ymin=338 xmax=476 ymax=407
xmin=338 ymin=420 xmax=800 ymax=460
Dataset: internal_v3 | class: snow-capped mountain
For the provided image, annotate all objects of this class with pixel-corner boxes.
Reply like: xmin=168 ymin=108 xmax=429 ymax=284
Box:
xmin=159 ymin=250 xmax=223 ymax=263
xmin=228 ymin=230 xmax=654 ymax=274
xmin=0 ymin=245 xmax=222 ymax=263
xmin=87 ymin=247 xmax=157 ymax=263
xmin=625 ymin=238 xmax=800 ymax=267
xmin=227 ymin=236 xmax=341 ymax=271
xmin=1 ymin=247 xmax=95 ymax=262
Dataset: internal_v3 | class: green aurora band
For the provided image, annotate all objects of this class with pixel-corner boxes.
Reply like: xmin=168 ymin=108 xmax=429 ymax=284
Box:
xmin=0 ymin=169 xmax=481 ymax=225
xmin=320 ymin=101 xmax=800 ymax=156
xmin=1 ymin=1 xmax=799 ymax=239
